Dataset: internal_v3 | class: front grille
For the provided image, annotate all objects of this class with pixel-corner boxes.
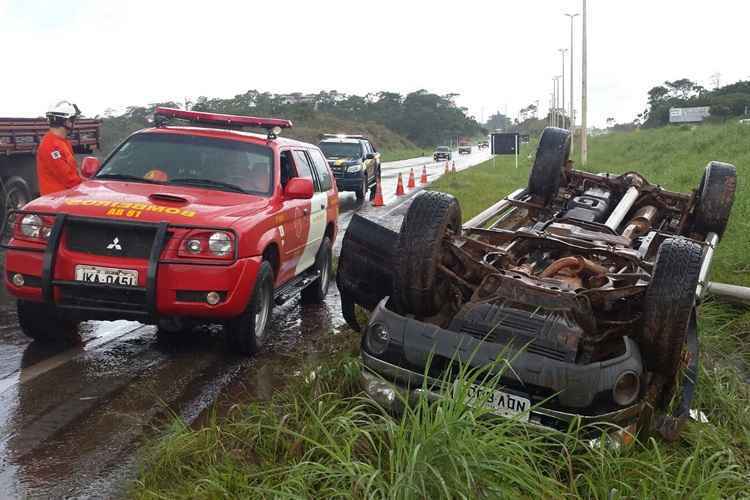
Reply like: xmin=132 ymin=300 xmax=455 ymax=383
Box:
xmin=58 ymin=284 xmax=147 ymax=312
xmin=66 ymin=221 xmax=159 ymax=259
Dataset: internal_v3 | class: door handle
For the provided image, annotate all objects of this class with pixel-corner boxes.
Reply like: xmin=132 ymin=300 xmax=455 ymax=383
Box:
xmin=303 ymin=208 xmax=309 ymax=215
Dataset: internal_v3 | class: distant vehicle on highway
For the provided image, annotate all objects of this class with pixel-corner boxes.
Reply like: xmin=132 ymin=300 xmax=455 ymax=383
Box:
xmin=477 ymin=141 xmax=489 ymax=150
xmin=4 ymin=107 xmax=338 ymax=356
xmin=319 ymin=135 xmax=381 ymax=201
xmin=458 ymin=144 xmax=472 ymax=155
xmin=433 ymin=146 xmax=452 ymax=161
xmin=739 ymin=118 xmax=750 ymax=124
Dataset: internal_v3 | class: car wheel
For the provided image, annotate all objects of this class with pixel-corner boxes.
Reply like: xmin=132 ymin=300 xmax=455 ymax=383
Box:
xmin=641 ymin=237 xmax=703 ymax=408
xmin=302 ymin=236 xmax=332 ymax=304
xmin=355 ymin=175 xmax=367 ymax=201
xmin=225 ymin=261 xmax=274 ymax=356
xmin=17 ymin=300 xmax=80 ymax=343
xmin=369 ymin=169 xmax=380 ymax=201
xmin=1 ymin=176 xmax=31 ymax=238
xmin=692 ymin=161 xmax=737 ymax=238
xmin=528 ymin=127 xmax=570 ymax=205
xmin=397 ymin=191 xmax=461 ymax=317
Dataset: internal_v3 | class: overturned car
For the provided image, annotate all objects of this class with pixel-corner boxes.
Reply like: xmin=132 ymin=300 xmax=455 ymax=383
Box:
xmin=337 ymin=127 xmax=737 ymax=437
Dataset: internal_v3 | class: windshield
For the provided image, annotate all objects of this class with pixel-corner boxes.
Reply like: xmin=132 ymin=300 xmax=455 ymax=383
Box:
xmin=319 ymin=142 xmax=362 ymax=159
xmin=437 ymin=146 xmax=450 ymax=151
xmin=96 ymin=133 xmax=274 ymax=195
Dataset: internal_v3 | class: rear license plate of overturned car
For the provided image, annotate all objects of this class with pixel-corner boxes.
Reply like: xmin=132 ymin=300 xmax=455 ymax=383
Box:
xmin=466 ymin=385 xmax=531 ymax=421
xmin=74 ymin=265 xmax=138 ymax=287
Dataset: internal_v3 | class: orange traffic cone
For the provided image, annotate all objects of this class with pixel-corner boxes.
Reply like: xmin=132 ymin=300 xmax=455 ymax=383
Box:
xmin=444 ymin=161 xmax=450 ymax=175
xmin=407 ymin=168 xmax=416 ymax=189
xmin=395 ymin=173 xmax=405 ymax=196
xmin=420 ymin=165 xmax=428 ymax=184
xmin=372 ymin=177 xmax=384 ymax=206
xmin=451 ymin=160 xmax=457 ymax=173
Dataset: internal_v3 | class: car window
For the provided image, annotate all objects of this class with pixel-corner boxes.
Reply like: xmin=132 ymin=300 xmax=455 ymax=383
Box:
xmin=308 ymin=149 xmax=333 ymax=192
xmin=280 ymin=150 xmax=297 ymax=187
xmin=292 ymin=150 xmax=315 ymax=183
xmin=97 ymin=132 xmax=274 ymax=195
xmin=319 ymin=141 xmax=362 ymax=159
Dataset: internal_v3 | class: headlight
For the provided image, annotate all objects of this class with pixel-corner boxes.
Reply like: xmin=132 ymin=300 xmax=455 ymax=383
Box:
xmin=347 ymin=163 xmax=364 ymax=173
xmin=185 ymin=239 xmax=202 ymax=254
xmin=365 ymin=322 xmax=390 ymax=355
xmin=208 ymin=232 xmax=233 ymax=256
xmin=20 ymin=214 xmax=44 ymax=239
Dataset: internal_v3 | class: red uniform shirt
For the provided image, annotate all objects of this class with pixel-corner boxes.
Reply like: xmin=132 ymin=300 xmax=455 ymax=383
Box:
xmin=36 ymin=132 xmax=82 ymax=195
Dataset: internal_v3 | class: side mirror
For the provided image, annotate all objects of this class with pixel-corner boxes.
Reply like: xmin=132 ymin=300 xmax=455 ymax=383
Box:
xmin=80 ymin=156 xmax=100 ymax=178
xmin=365 ymin=153 xmax=375 ymax=160
xmin=284 ymin=177 xmax=314 ymax=200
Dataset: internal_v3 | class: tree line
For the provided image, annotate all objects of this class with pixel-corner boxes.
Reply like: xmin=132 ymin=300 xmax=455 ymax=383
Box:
xmin=100 ymin=89 xmax=486 ymax=152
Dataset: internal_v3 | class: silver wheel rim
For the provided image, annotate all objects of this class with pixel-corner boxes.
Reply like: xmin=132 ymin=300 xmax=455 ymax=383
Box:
xmin=254 ymin=283 xmax=271 ymax=339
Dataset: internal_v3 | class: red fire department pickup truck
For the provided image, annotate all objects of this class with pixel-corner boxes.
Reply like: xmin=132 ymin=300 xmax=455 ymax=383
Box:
xmin=3 ymin=108 xmax=338 ymax=355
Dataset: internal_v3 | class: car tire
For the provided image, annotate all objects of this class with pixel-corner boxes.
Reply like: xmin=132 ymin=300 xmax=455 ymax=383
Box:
xmin=355 ymin=174 xmax=367 ymax=201
xmin=528 ymin=127 xmax=570 ymax=205
xmin=693 ymin=161 xmax=736 ymax=238
xmin=17 ymin=300 xmax=79 ymax=343
xmin=641 ymin=237 xmax=703 ymax=408
xmin=225 ymin=261 xmax=274 ymax=356
xmin=1 ymin=176 xmax=31 ymax=238
xmin=301 ymin=236 xmax=332 ymax=304
xmin=397 ymin=191 xmax=461 ymax=317
xmin=369 ymin=169 xmax=380 ymax=201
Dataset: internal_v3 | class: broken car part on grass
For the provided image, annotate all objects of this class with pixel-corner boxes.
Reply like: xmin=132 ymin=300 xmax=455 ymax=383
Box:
xmin=337 ymin=127 xmax=737 ymax=439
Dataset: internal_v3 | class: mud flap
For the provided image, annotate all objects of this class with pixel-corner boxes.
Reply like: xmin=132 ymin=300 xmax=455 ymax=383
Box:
xmin=336 ymin=214 xmax=399 ymax=331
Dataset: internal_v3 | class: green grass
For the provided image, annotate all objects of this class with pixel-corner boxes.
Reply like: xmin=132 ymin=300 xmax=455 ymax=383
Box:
xmin=134 ymin=123 xmax=750 ymax=499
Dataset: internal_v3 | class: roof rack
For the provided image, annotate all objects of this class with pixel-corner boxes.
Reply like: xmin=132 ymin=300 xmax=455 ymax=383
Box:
xmin=153 ymin=107 xmax=293 ymax=139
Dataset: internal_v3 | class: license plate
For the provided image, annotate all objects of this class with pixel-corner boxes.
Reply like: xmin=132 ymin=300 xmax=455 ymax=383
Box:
xmin=466 ymin=384 xmax=531 ymax=421
xmin=75 ymin=265 xmax=138 ymax=287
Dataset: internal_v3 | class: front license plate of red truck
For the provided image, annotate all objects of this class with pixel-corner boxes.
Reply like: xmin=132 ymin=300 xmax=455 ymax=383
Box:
xmin=75 ymin=265 xmax=138 ymax=287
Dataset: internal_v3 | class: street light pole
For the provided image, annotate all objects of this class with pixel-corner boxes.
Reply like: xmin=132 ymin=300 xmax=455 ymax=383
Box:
xmin=559 ymin=48 xmax=568 ymax=129
xmin=581 ymin=0 xmax=588 ymax=165
xmin=565 ymin=13 xmax=579 ymax=149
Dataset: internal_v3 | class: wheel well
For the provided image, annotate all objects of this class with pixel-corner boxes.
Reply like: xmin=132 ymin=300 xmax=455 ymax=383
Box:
xmin=262 ymin=243 xmax=280 ymax=278
xmin=325 ymin=222 xmax=335 ymax=242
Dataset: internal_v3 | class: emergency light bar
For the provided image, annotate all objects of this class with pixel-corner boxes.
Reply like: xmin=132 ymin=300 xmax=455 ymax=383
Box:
xmin=322 ymin=134 xmax=367 ymax=140
xmin=153 ymin=107 xmax=293 ymax=138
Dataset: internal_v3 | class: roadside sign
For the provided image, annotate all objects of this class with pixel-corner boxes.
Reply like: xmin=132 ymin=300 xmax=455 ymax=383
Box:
xmin=490 ymin=132 xmax=520 ymax=169
xmin=669 ymin=106 xmax=710 ymax=124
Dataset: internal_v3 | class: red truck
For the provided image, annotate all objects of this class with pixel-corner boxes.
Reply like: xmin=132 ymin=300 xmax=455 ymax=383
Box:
xmin=3 ymin=108 xmax=338 ymax=355
xmin=0 ymin=116 xmax=101 ymax=209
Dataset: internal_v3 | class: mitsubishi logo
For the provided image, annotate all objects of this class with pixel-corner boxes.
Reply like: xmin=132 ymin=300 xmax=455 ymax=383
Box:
xmin=106 ymin=237 xmax=123 ymax=251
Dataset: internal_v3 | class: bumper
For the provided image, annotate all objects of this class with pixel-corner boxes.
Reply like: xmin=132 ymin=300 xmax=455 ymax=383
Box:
xmin=4 ymin=212 xmax=260 ymax=322
xmin=360 ymin=352 xmax=643 ymax=431
xmin=433 ymin=155 xmax=450 ymax=161
xmin=363 ymin=298 xmax=644 ymax=417
xmin=332 ymin=171 xmax=365 ymax=192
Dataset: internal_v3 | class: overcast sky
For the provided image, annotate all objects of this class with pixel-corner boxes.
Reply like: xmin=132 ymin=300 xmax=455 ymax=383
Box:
xmin=2 ymin=0 xmax=748 ymax=127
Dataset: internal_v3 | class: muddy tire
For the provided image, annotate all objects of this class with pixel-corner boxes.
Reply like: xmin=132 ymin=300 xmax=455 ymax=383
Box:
xmin=355 ymin=175 xmax=367 ymax=201
xmin=641 ymin=237 xmax=703 ymax=407
xmin=17 ymin=300 xmax=79 ymax=343
xmin=1 ymin=176 xmax=31 ymax=239
xmin=528 ymin=127 xmax=570 ymax=205
xmin=225 ymin=261 xmax=274 ymax=356
xmin=369 ymin=169 xmax=380 ymax=201
xmin=693 ymin=161 xmax=736 ymax=237
xmin=302 ymin=237 xmax=332 ymax=304
xmin=397 ymin=191 xmax=461 ymax=317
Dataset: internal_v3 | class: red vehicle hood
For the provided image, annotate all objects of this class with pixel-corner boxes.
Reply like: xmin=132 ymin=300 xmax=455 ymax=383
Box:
xmin=22 ymin=180 xmax=270 ymax=226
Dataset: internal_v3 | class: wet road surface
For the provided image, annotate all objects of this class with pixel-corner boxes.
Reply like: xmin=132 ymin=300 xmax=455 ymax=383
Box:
xmin=0 ymin=149 xmax=489 ymax=498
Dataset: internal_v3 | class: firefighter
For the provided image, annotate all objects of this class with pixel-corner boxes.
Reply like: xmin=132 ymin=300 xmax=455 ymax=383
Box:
xmin=36 ymin=101 xmax=83 ymax=195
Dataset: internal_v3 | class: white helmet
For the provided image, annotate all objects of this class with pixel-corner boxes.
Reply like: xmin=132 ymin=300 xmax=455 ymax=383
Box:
xmin=46 ymin=101 xmax=81 ymax=127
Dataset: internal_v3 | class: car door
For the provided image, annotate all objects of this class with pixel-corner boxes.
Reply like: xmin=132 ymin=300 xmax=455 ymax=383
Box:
xmin=293 ymin=149 xmax=327 ymax=274
xmin=362 ymin=141 xmax=375 ymax=180
xmin=276 ymin=149 xmax=309 ymax=283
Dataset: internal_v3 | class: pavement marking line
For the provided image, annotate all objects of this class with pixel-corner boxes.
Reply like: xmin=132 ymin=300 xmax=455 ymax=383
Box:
xmin=0 ymin=322 xmax=148 ymax=394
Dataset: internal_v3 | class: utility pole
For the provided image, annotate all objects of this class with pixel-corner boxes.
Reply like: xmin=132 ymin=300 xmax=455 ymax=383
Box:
xmin=559 ymin=48 xmax=568 ymax=129
xmin=581 ymin=0 xmax=588 ymax=165
xmin=565 ymin=13 xmax=579 ymax=150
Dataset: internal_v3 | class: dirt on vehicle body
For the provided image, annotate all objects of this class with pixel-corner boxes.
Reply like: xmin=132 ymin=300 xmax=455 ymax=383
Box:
xmin=337 ymin=127 xmax=737 ymax=438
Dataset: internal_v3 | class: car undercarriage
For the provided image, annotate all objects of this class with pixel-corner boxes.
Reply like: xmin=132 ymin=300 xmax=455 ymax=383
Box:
xmin=337 ymin=127 xmax=737 ymax=438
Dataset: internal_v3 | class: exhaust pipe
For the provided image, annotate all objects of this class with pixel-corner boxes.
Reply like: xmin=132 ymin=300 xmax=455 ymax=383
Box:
xmin=605 ymin=186 xmax=640 ymax=232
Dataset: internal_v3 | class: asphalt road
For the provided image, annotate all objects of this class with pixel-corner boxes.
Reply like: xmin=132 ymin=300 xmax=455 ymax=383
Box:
xmin=0 ymin=148 xmax=490 ymax=498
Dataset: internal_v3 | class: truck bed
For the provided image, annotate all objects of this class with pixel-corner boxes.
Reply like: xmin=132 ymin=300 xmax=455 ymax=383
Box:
xmin=0 ymin=117 xmax=101 ymax=156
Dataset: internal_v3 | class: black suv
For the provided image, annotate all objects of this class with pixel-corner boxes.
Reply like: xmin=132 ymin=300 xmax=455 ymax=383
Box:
xmin=433 ymin=146 xmax=452 ymax=161
xmin=319 ymin=135 xmax=381 ymax=201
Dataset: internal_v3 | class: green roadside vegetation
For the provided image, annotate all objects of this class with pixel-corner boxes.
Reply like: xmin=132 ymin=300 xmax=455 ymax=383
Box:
xmin=134 ymin=123 xmax=749 ymax=499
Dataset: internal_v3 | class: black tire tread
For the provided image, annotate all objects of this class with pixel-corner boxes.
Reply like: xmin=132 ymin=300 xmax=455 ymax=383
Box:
xmin=302 ymin=237 xmax=332 ymax=303
xmin=397 ymin=191 xmax=461 ymax=316
xmin=17 ymin=300 xmax=78 ymax=343
xmin=528 ymin=127 xmax=570 ymax=205
xmin=641 ymin=237 xmax=703 ymax=403
xmin=694 ymin=161 xmax=736 ymax=237
xmin=226 ymin=261 xmax=274 ymax=356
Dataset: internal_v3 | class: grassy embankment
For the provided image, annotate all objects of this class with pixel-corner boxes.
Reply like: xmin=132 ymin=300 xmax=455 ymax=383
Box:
xmin=134 ymin=123 xmax=749 ymax=499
